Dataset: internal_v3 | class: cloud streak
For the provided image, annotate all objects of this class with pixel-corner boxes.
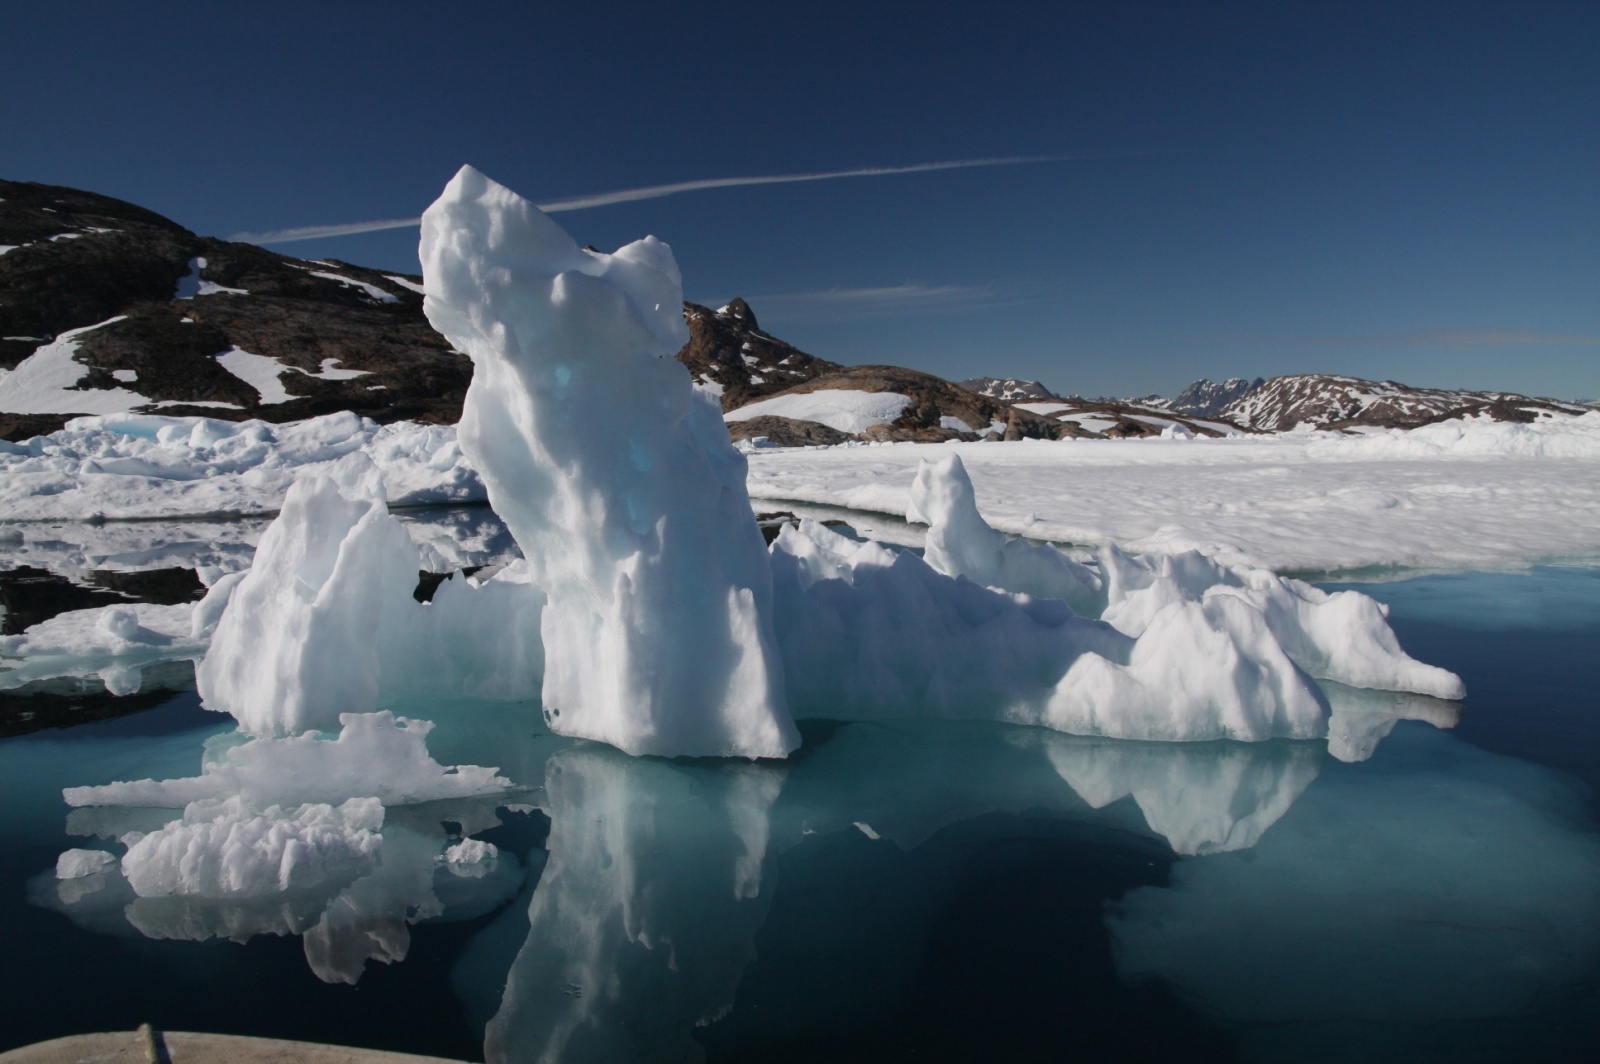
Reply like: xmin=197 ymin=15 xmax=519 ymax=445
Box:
xmin=722 ymin=282 xmax=1026 ymax=323
xmin=231 ymin=152 xmax=1147 ymax=244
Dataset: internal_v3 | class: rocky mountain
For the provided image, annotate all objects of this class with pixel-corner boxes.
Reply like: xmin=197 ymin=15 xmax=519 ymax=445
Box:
xmin=725 ymin=365 xmax=1074 ymax=446
xmin=677 ymin=298 xmax=840 ymax=410
xmin=1221 ymin=374 xmax=1587 ymax=432
xmin=1006 ymin=397 xmax=1242 ymax=438
xmin=1169 ymin=377 xmax=1264 ymax=417
xmin=960 ymin=376 xmax=1060 ymax=402
xmin=0 ymin=178 xmax=473 ymax=441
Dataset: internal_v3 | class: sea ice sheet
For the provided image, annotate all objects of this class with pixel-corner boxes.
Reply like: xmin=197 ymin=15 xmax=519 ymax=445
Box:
xmin=747 ymin=413 xmax=1600 ymax=573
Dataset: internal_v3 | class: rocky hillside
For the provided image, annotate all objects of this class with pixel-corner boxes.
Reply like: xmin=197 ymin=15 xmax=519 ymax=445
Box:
xmin=1169 ymin=377 xmax=1264 ymax=417
xmin=960 ymin=376 xmax=1060 ymax=401
xmin=1007 ymin=397 xmax=1243 ymax=438
xmin=1221 ymin=374 xmax=1587 ymax=432
xmin=0 ymin=179 xmax=472 ymax=441
xmin=725 ymin=365 xmax=1074 ymax=446
xmin=678 ymin=298 xmax=840 ymax=410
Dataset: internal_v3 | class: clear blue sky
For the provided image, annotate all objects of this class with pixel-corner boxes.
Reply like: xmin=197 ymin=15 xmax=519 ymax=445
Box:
xmin=4 ymin=1 xmax=1595 ymax=400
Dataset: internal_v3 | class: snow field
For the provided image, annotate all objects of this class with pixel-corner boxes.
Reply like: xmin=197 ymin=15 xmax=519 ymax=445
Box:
xmin=746 ymin=412 xmax=1600 ymax=573
xmin=724 ymin=389 xmax=913 ymax=435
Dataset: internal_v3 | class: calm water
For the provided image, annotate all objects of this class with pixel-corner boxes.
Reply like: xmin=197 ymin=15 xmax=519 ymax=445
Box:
xmin=1 ymin=557 xmax=1597 ymax=1063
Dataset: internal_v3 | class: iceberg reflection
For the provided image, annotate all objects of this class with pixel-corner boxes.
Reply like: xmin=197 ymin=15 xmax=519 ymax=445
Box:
xmin=485 ymin=747 xmax=783 ymax=1064
xmin=38 ymin=701 xmax=1541 ymax=1058
xmin=1108 ymin=725 xmax=1600 ymax=1060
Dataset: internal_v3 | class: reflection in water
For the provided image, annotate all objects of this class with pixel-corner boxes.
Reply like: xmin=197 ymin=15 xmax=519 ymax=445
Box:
xmin=486 ymin=748 xmax=784 ymax=1064
xmin=1035 ymin=734 xmax=1323 ymax=855
xmin=1108 ymin=726 xmax=1600 ymax=1061
xmin=30 ymin=694 xmax=1594 ymax=1061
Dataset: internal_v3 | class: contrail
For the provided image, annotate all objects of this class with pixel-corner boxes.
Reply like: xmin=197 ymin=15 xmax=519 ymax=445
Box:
xmin=230 ymin=152 xmax=1149 ymax=244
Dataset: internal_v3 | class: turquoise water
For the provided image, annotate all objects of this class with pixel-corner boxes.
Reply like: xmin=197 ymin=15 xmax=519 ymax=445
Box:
xmin=1 ymin=566 xmax=1596 ymax=1063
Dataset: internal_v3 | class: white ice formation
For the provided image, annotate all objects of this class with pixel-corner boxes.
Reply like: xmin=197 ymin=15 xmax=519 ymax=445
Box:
xmin=770 ymin=518 xmax=1330 ymax=741
xmin=0 ymin=411 xmax=480 ymax=521
xmin=120 ymin=795 xmax=385 ymax=898
xmin=64 ymin=711 xmax=515 ymax=810
xmin=20 ymin=168 xmax=1465 ymax=773
xmin=196 ymin=452 xmax=542 ymax=735
xmin=1097 ymin=542 xmax=1465 ymax=699
xmin=909 ymin=452 xmax=1104 ymax=615
xmin=0 ymin=599 xmax=205 ymax=696
xmin=419 ymin=165 xmax=796 ymax=759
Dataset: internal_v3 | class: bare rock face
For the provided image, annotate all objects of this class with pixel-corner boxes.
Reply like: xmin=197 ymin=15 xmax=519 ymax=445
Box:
xmin=677 ymin=297 xmax=840 ymax=410
xmin=1221 ymin=374 xmax=1588 ymax=432
xmin=725 ymin=414 xmax=854 ymax=448
xmin=1 ymin=179 xmax=471 ymax=438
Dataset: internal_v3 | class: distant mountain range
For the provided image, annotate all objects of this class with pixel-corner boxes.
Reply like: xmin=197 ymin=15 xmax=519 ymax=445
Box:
xmin=1219 ymin=374 xmax=1586 ymax=432
xmin=3 ymin=178 xmax=1590 ymax=446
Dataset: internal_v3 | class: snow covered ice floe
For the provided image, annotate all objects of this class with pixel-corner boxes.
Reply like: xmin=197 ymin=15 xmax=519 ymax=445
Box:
xmin=0 ymin=600 xmax=206 ymax=696
xmin=63 ymin=710 xmax=516 ymax=810
xmin=747 ymin=411 xmax=1600 ymax=573
xmin=420 ymin=165 xmax=796 ymax=759
xmin=763 ymin=454 xmax=1461 ymax=742
xmin=0 ymin=410 xmax=481 ymax=521
xmin=48 ymin=706 xmax=524 ymax=983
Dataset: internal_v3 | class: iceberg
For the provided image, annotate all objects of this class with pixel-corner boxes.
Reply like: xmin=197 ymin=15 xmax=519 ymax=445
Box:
xmin=1099 ymin=543 xmax=1465 ymax=699
xmin=771 ymin=518 xmax=1330 ymax=741
xmin=909 ymin=452 xmax=1103 ymax=616
xmin=195 ymin=452 xmax=543 ymax=735
xmin=419 ymin=165 xmax=796 ymax=760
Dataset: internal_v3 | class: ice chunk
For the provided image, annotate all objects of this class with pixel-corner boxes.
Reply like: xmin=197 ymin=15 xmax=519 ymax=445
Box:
xmin=909 ymin=453 xmax=1103 ymax=615
xmin=56 ymin=848 xmax=115 ymax=880
xmin=442 ymin=838 xmax=499 ymax=878
xmin=420 ymin=165 xmax=796 ymax=759
xmin=120 ymin=795 xmax=384 ymax=898
xmin=1099 ymin=544 xmax=1465 ymax=699
xmin=195 ymin=453 xmax=421 ymax=734
xmin=64 ymin=711 xmax=514 ymax=810
xmin=770 ymin=519 xmax=1329 ymax=742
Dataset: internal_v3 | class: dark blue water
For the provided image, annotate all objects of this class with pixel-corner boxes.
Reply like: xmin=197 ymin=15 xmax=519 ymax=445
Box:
xmin=1 ymin=567 xmax=1596 ymax=1063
